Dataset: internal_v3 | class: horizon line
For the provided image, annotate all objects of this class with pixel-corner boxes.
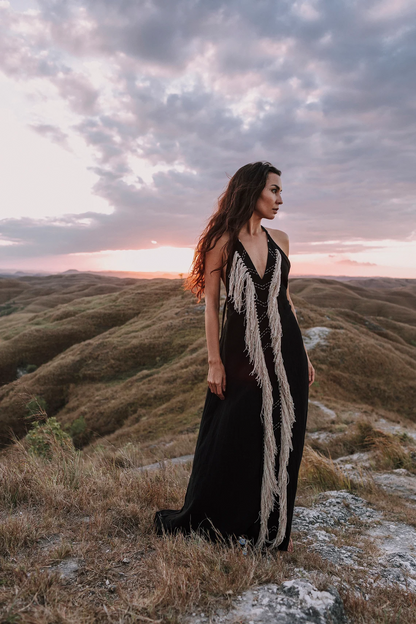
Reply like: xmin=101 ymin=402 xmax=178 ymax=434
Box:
xmin=1 ymin=268 xmax=415 ymax=281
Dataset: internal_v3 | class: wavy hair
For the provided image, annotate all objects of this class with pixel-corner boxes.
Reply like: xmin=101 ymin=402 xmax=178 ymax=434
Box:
xmin=184 ymin=161 xmax=281 ymax=301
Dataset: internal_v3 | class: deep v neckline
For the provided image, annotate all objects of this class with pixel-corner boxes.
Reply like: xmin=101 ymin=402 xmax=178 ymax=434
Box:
xmin=238 ymin=225 xmax=271 ymax=281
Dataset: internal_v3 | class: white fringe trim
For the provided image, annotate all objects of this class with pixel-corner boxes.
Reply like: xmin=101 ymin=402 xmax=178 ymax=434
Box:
xmin=267 ymin=250 xmax=296 ymax=548
xmin=228 ymin=249 xmax=296 ymax=550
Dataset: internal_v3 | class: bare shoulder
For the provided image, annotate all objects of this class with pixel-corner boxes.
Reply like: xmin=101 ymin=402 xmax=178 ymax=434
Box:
xmin=264 ymin=227 xmax=289 ymax=256
xmin=205 ymin=231 xmax=230 ymax=287
xmin=205 ymin=231 xmax=229 ymax=270
xmin=206 ymin=231 xmax=229 ymax=257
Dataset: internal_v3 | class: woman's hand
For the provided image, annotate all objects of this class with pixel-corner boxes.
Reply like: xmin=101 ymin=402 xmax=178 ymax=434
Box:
xmin=306 ymin=353 xmax=315 ymax=387
xmin=208 ymin=360 xmax=226 ymax=400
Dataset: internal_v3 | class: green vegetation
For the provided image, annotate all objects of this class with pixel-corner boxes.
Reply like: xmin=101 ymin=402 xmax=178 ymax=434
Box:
xmin=0 ymin=301 xmax=19 ymax=317
xmin=66 ymin=414 xmax=89 ymax=447
xmin=25 ymin=396 xmax=48 ymax=419
xmin=26 ymin=417 xmax=74 ymax=460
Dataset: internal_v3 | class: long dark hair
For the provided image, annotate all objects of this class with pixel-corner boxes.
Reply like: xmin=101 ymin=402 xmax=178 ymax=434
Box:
xmin=184 ymin=161 xmax=281 ymax=301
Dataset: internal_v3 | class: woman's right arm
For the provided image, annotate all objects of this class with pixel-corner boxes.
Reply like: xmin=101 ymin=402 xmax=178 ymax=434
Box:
xmin=204 ymin=235 xmax=227 ymax=400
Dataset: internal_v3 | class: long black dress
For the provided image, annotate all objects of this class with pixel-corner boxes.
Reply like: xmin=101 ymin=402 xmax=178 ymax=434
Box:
xmin=154 ymin=225 xmax=309 ymax=551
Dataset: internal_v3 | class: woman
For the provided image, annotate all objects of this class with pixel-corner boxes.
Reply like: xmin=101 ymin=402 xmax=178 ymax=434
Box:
xmin=154 ymin=161 xmax=315 ymax=552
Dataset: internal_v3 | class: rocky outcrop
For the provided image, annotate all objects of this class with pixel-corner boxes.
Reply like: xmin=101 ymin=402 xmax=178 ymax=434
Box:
xmin=186 ymin=580 xmax=348 ymax=624
xmin=187 ymin=489 xmax=416 ymax=622
xmin=293 ymin=490 xmax=416 ymax=593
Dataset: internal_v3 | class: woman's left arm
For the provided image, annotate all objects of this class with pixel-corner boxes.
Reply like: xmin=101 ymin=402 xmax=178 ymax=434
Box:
xmin=282 ymin=231 xmax=316 ymax=388
xmin=269 ymin=228 xmax=315 ymax=387
xmin=287 ymin=281 xmax=315 ymax=386
xmin=287 ymin=281 xmax=316 ymax=387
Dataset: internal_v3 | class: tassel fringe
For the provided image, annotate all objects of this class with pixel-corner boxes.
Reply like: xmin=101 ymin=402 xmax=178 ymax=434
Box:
xmin=228 ymin=249 xmax=296 ymax=550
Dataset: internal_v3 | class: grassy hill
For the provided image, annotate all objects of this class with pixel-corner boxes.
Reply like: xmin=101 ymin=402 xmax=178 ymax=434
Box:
xmin=2 ymin=273 xmax=416 ymax=623
xmin=1 ymin=414 xmax=416 ymax=623
xmin=0 ymin=274 xmax=415 ymax=451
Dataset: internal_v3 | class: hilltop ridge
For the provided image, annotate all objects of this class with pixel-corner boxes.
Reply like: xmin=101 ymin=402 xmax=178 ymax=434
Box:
xmin=0 ymin=274 xmax=415 ymax=450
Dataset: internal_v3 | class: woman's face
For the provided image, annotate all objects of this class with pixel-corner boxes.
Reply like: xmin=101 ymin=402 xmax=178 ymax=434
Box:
xmin=254 ymin=172 xmax=283 ymax=220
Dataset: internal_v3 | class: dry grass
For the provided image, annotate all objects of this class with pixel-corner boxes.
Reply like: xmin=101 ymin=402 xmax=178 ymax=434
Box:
xmin=1 ymin=275 xmax=416 ymax=620
xmin=0 ymin=280 xmax=209 ymax=448
xmin=1 ymin=434 xmax=416 ymax=623
xmin=298 ymin=445 xmax=355 ymax=494
xmin=0 ymin=439 xmax=294 ymax=623
xmin=372 ymin=433 xmax=416 ymax=473
xmin=2 ymin=275 xmax=416 ymax=456
xmin=93 ymin=433 xmax=198 ymax=470
xmin=308 ymin=417 xmax=416 ymax=473
xmin=290 ymin=276 xmax=416 ymax=326
xmin=0 ymin=514 xmax=40 ymax=558
xmin=298 ymin=436 xmax=416 ymax=530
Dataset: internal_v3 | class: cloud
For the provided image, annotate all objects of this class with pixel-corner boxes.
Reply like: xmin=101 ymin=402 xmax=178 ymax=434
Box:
xmin=336 ymin=258 xmax=378 ymax=267
xmin=29 ymin=123 xmax=70 ymax=148
xmin=0 ymin=0 xmax=415 ymax=263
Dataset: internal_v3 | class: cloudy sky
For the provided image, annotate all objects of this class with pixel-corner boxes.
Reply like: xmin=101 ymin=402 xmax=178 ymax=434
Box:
xmin=1 ymin=0 xmax=415 ymax=277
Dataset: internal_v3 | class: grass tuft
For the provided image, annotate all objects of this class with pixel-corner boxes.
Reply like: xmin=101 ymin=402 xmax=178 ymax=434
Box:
xmin=0 ymin=431 xmax=415 ymax=622
xmin=0 ymin=515 xmax=39 ymax=557
xmin=299 ymin=445 xmax=354 ymax=493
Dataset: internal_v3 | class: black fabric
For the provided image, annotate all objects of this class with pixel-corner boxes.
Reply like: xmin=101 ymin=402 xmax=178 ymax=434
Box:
xmin=154 ymin=226 xmax=309 ymax=551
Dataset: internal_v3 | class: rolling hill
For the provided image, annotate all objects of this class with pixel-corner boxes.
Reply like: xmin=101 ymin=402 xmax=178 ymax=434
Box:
xmin=0 ymin=273 xmax=415 ymax=450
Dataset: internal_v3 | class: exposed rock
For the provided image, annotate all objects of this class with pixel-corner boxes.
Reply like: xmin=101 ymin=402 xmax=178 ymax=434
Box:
xmin=302 ymin=327 xmax=332 ymax=351
xmin=293 ymin=491 xmax=382 ymax=531
xmin=293 ymin=491 xmax=416 ymax=593
xmin=308 ymin=400 xmax=337 ymax=420
xmin=373 ymin=418 xmax=416 ymax=442
xmin=311 ymin=537 xmax=364 ymax=567
xmin=333 ymin=452 xmax=373 ymax=480
xmin=307 ymin=431 xmax=338 ymax=444
xmin=334 ymin=452 xmax=416 ymax=502
xmin=186 ymin=580 xmax=348 ymax=624
xmin=368 ymin=519 xmax=416 ymax=555
xmin=377 ymin=552 xmax=416 ymax=592
xmin=372 ymin=470 xmax=416 ymax=502
xmin=136 ymin=453 xmax=194 ymax=472
xmin=334 ymin=452 xmax=373 ymax=469
xmin=52 ymin=558 xmax=82 ymax=580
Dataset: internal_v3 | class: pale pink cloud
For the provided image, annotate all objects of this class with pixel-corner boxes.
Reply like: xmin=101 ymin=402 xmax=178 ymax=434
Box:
xmin=0 ymin=0 xmax=415 ymax=277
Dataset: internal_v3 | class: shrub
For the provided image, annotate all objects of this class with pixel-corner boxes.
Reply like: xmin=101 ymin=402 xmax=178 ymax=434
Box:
xmin=26 ymin=417 xmax=74 ymax=460
xmin=0 ymin=301 xmax=19 ymax=316
xmin=66 ymin=414 xmax=92 ymax=447
xmin=25 ymin=396 xmax=48 ymax=419
xmin=68 ymin=414 xmax=87 ymax=438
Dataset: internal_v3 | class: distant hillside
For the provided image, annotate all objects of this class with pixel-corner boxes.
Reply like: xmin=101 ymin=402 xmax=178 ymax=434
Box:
xmin=0 ymin=269 xmax=185 ymax=280
xmin=0 ymin=274 xmax=415 ymax=449
xmin=291 ymin=277 xmax=416 ymax=314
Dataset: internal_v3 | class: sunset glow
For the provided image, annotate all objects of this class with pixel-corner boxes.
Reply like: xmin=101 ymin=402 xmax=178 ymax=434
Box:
xmin=0 ymin=0 xmax=415 ymax=278
xmin=70 ymin=247 xmax=196 ymax=274
xmin=2 ymin=239 xmax=415 ymax=279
